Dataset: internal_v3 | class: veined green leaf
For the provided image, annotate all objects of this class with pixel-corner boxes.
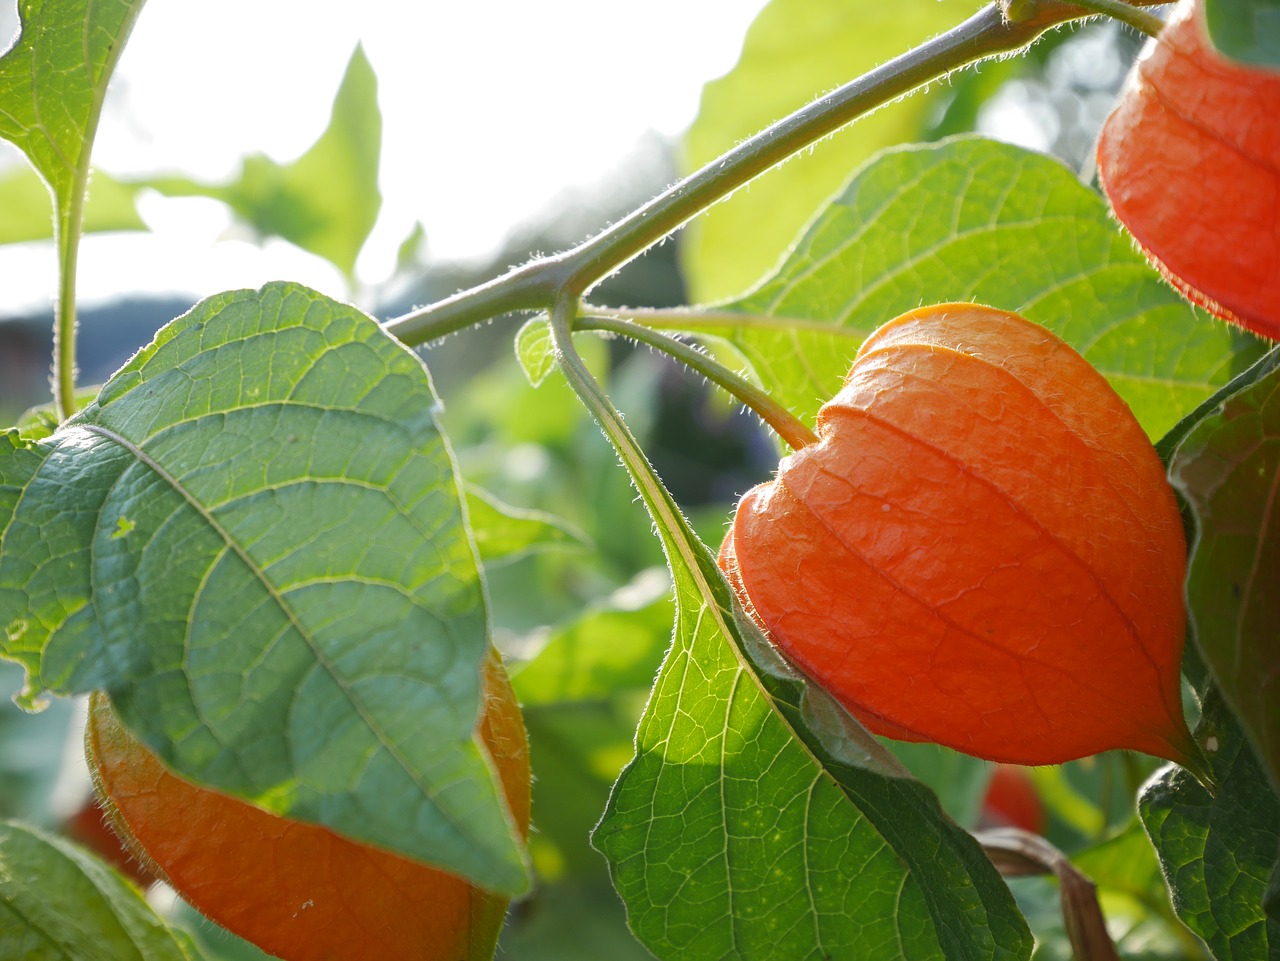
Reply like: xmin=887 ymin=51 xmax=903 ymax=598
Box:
xmin=670 ymin=137 xmax=1262 ymax=440
xmin=0 ymin=282 xmax=528 ymax=895
xmin=1140 ymin=687 xmax=1280 ymax=961
xmin=138 ymin=44 xmax=381 ymax=282
xmin=1204 ymin=0 xmax=1280 ymax=67
xmin=0 ymin=820 xmax=201 ymax=961
xmin=1170 ymin=347 xmax=1280 ymax=794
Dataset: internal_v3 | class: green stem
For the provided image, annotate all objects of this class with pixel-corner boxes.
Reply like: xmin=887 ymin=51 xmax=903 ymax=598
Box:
xmin=384 ymin=1 xmax=1132 ymax=349
xmin=577 ymin=313 xmax=818 ymax=450
xmin=582 ymin=304 xmax=855 ymax=337
xmin=53 ymin=208 xmax=80 ymax=422
xmin=1055 ymin=0 xmax=1165 ymax=37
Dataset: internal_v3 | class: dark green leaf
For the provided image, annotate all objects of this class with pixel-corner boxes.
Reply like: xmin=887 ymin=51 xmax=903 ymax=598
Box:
xmin=677 ymin=137 xmax=1261 ymax=440
xmin=1204 ymin=0 xmax=1280 ymax=68
xmin=0 ymin=282 xmax=528 ymax=895
xmin=1140 ymin=687 xmax=1280 ymax=961
xmin=680 ymin=0 xmax=984 ymax=301
xmin=0 ymin=819 xmax=201 ymax=960
xmin=1170 ymin=350 xmax=1280 ymax=793
xmin=139 ymin=45 xmax=381 ymax=280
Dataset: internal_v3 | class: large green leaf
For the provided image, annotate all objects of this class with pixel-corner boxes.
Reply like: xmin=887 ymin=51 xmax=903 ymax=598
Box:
xmin=679 ymin=0 xmax=983 ymax=302
xmin=671 ymin=137 xmax=1261 ymax=439
xmin=1140 ymin=687 xmax=1280 ymax=961
xmin=139 ymin=45 xmax=381 ymax=281
xmin=0 ymin=820 xmax=201 ymax=961
xmin=1204 ymin=0 xmax=1280 ymax=67
xmin=1169 ymin=347 xmax=1280 ymax=794
xmin=556 ymin=329 xmax=1031 ymax=961
xmin=0 ymin=282 xmax=528 ymax=895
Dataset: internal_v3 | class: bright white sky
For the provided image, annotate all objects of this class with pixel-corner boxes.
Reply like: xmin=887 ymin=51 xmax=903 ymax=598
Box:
xmin=0 ymin=0 xmax=767 ymax=314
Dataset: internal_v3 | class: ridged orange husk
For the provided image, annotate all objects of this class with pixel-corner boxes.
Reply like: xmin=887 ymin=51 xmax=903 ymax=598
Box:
xmin=86 ymin=651 xmax=530 ymax=961
xmin=719 ymin=303 xmax=1195 ymax=767
xmin=1097 ymin=0 xmax=1280 ymax=339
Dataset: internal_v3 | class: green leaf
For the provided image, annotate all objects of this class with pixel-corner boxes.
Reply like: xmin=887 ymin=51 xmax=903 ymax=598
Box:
xmin=0 ymin=282 xmax=529 ymax=895
xmin=465 ymin=483 xmax=588 ymax=568
xmin=1204 ymin=0 xmax=1280 ymax=68
xmin=0 ymin=819 xmax=200 ymax=961
xmin=0 ymin=166 xmax=145 ymax=246
xmin=679 ymin=0 xmax=983 ymax=302
xmin=1140 ymin=687 xmax=1280 ymax=961
xmin=0 ymin=0 xmax=145 ymax=232
xmin=139 ymin=44 xmax=381 ymax=281
xmin=559 ymin=325 xmax=1031 ymax=961
xmin=513 ymin=568 xmax=672 ymax=708
xmin=1169 ymin=346 xmax=1280 ymax=794
xmin=682 ymin=137 xmax=1261 ymax=440
xmin=515 ymin=316 xmax=556 ymax=387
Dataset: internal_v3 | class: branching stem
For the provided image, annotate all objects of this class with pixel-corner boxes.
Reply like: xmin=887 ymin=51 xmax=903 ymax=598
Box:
xmin=384 ymin=1 xmax=1167 ymax=349
xmin=576 ymin=312 xmax=818 ymax=450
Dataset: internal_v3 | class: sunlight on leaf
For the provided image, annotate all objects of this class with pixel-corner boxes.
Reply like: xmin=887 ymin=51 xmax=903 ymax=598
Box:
xmin=680 ymin=0 xmax=983 ymax=302
xmin=673 ymin=137 xmax=1262 ymax=440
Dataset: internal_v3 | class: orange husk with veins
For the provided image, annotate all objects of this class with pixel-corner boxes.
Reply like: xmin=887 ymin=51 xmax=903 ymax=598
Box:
xmin=1097 ymin=0 xmax=1280 ymax=339
xmin=719 ymin=303 xmax=1196 ymax=767
xmin=86 ymin=649 xmax=529 ymax=961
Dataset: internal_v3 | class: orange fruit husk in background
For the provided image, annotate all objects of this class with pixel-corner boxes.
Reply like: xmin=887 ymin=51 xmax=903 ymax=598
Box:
xmin=719 ymin=303 xmax=1196 ymax=768
xmin=86 ymin=650 xmax=530 ymax=961
xmin=1096 ymin=0 xmax=1280 ymax=339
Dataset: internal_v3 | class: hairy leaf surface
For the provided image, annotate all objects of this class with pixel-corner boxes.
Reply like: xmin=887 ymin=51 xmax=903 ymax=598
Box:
xmin=0 ymin=282 xmax=528 ymax=894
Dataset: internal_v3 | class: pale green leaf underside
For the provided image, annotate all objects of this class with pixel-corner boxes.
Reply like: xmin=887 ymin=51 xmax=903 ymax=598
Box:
xmin=687 ymin=137 xmax=1261 ymax=440
xmin=0 ymin=820 xmax=200 ymax=961
xmin=0 ymin=282 xmax=527 ymax=894
xmin=0 ymin=0 xmax=144 ymax=212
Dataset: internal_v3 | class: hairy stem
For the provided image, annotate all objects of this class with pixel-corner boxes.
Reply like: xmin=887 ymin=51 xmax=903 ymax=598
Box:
xmin=386 ymin=1 xmax=1158 ymax=348
xmin=577 ymin=312 xmax=818 ymax=450
xmin=1054 ymin=0 xmax=1165 ymax=36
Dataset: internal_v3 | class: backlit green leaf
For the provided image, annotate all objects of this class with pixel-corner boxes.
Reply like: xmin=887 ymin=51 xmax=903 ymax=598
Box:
xmin=0 ymin=166 xmax=144 ymax=246
xmin=670 ymin=137 xmax=1261 ymax=440
xmin=139 ymin=45 xmax=381 ymax=281
xmin=0 ymin=282 xmax=528 ymax=895
xmin=680 ymin=0 xmax=983 ymax=302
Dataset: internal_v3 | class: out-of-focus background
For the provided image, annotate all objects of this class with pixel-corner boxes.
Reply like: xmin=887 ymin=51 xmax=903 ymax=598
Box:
xmin=1 ymin=2 xmax=1164 ymax=959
